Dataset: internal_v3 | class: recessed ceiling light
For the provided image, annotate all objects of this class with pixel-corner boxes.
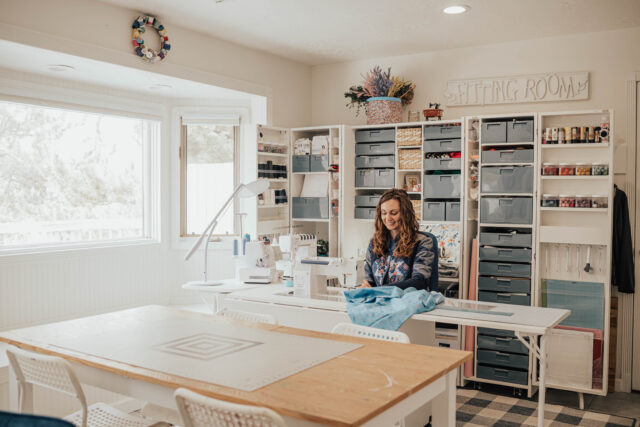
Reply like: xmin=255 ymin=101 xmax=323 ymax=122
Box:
xmin=443 ymin=5 xmax=469 ymax=14
xmin=147 ymin=84 xmax=172 ymax=91
xmin=46 ymin=64 xmax=75 ymax=72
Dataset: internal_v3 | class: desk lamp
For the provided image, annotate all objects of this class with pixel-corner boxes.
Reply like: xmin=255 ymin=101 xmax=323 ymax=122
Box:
xmin=183 ymin=179 xmax=269 ymax=286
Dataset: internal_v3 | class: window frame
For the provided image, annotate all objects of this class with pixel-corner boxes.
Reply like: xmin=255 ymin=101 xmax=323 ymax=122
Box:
xmin=0 ymin=90 xmax=163 ymax=257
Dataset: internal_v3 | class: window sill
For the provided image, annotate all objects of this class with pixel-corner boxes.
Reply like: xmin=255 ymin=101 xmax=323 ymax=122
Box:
xmin=0 ymin=238 xmax=161 ymax=259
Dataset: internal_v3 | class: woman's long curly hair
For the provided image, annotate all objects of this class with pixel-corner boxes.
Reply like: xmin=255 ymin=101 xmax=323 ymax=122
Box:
xmin=372 ymin=189 xmax=419 ymax=258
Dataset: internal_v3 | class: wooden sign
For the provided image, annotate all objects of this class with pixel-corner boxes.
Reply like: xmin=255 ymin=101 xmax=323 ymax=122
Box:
xmin=444 ymin=72 xmax=589 ymax=106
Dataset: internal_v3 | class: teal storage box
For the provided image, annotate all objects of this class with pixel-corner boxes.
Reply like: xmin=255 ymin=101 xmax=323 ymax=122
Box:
xmin=292 ymin=155 xmax=310 ymax=173
xmin=476 ymin=365 xmax=528 ymax=385
xmin=479 ymin=261 xmax=531 ymax=278
xmin=478 ymin=291 xmax=531 ymax=306
xmin=477 ymin=350 xmax=529 ymax=370
xmin=479 ymin=231 xmax=532 ymax=248
xmin=541 ymin=280 xmax=604 ymax=330
xmin=479 ymin=247 xmax=532 ymax=263
xmin=478 ymin=277 xmax=531 ymax=293
xmin=477 ymin=333 xmax=528 ymax=354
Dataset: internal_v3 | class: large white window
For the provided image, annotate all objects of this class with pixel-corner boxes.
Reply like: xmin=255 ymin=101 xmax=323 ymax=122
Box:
xmin=180 ymin=119 xmax=238 ymax=237
xmin=0 ymin=99 xmax=160 ymax=250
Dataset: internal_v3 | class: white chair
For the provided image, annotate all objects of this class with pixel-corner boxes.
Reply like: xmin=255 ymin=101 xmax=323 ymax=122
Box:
xmin=6 ymin=346 xmax=158 ymax=427
xmin=331 ymin=322 xmax=411 ymax=343
xmin=175 ymin=387 xmax=286 ymax=427
xmin=217 ymin=308 xmax=278 ymax=325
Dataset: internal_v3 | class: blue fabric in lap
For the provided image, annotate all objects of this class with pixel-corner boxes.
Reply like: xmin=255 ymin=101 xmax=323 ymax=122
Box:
xmin=344 ymin=286 xmax=444 ymax=331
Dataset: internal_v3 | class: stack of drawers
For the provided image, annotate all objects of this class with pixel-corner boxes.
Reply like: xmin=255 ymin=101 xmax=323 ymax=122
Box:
xmin=422 ymin=124 xmax=462 ymax=221
xmin=355 ymin=128 xmax=395 ymax=189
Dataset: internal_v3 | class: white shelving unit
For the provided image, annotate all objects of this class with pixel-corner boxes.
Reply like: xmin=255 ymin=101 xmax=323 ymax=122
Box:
xmin=534 ymin=109 xmax=614 ymax=397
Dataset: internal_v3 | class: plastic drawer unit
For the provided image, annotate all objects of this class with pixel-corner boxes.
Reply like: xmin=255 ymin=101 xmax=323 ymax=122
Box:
xmin=292 ymin=197 xmax=329 ymax=219
xmin=478 ymin=277 xmax=531 ymax=294
xmin=355 ymin=155 xmax=394 ymax=168
xmin=445 ymin=201 xmax=461 ymax=221
xmin=292 ymin=155 xmax=310 ymax=173
xmin=542 ymin=279 xmax=605 ymax=330
xmin=374 ymin=169 xmax=395 ymax=187
xmin=309 ymin=154 xmax=328 ymax=172
xmin=478 ymin=291 xmax=531 ymax=306
xmin=481 ymin=121 xmax=507 ymax=144
xmin=355 ymin=207 xmax=376 ymax=220
xmin=423 ymin=124 xmax=461 ymax=140
xmin=481 ymin=149 xmax=534 ymax=164
xmin=423 ymin=174 xmax=461 ymax=198
xmin=355 ymin=128 xmax=395 ymax=143
xmin=477 ymin=332 xmax=528 ymax=355
xmin=355 ymin=142 xmax=395 ymax=156
xmin=423 ymin=138 xmax=461 ymax=153
xmin=423 ymin=201 xmax=446 ymax=221
xmin=355 ymin=170 xmax=375 ymax=187
xmin=507 ymin=119 xmax=534 ymax=142
xmin=476 ymin=365 xmax=528 ymax=385
xmin=479 ymin=247 xmax=532 ymax=263
xmin=477 ymin=350 xmax=529 ymax=370
xmin=355 ymin=195 xmax=381 ymax=207
xmin=423 ymin=158 xmax=461 ymax=171
xmin=479 ymin=231 xmax=532 ymax=248
xmin=479 ymin=261 xmax=531 ymax=278
xmin=480 ymin=197 xmax=533 ymax=224
xmin=481 ymin=166 xmax=534 ymax=194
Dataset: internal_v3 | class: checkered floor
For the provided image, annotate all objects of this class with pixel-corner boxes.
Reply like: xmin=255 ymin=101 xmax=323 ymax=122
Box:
xmin=457 ymin=389 xmax=636 ymax=427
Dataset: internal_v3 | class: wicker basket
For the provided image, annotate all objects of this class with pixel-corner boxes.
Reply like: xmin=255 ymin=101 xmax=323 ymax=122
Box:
xmin=366 ymin=97 xmax=402 ymax=125
xmin=397 ymin=127 xmax=422 ymax=146
xmin=411 ymin=199 xmax=421 ymax=220
xmin=398 ymin=148 xmax=422 ymax=170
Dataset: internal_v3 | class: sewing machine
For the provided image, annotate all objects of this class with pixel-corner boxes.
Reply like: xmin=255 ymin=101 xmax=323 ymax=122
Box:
xmin=293 ymin=257 xmax=363 ymax=298
xmin=235 ymin=240 xmax=275 ymax=283
xmin=276 ymin=234 xmax=317 ymax=277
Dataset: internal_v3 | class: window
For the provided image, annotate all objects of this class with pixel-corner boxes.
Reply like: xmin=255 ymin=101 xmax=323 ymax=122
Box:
xmin=180 ymin=120 xmax=238 ymax=237
xmin=0 ymin=99 xmax=160 ymax=250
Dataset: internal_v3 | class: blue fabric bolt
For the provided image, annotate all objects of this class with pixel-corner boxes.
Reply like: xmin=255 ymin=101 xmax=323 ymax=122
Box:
xmin=344 ymin=286 xmax=444 ymax=331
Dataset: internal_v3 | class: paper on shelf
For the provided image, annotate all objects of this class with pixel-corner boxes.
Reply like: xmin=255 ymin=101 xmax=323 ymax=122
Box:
xmin=311 ymin=135 xmax=329 ymax=154
xmin=301 ymin=174 xmax=329 ymax=197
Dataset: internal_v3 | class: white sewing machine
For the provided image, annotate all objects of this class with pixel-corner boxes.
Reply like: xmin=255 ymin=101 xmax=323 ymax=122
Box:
xmin=236 ymin=240 xmax=275 ymax=284
xmin=276 ymin=234 xmax=317 ymax=277
xmin=293 ymin=257 xmax=364 ymax=298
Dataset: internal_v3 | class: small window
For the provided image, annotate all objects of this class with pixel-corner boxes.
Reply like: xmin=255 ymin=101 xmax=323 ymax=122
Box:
xmin=0 ymin=99 xmax=160 ymax=250
xmin=180 ymin=121 xmax=238 ymax=237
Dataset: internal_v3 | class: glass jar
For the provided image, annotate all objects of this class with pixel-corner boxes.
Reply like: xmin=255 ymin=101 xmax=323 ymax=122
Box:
xmin=559 ymin=163 xmax=575 ymax=176
xmin=559 ymin=194 xmax=575 ymax=208
xmin=541 ymin=194 xmax=559 ymax=207
xmin=592 ymin=163 xmax=609 ymax=176
xmin=541 ymin=163 xmax=559 ymax=176
xmin=575 ymin=162 xmax=591 ymax=176
xmin=575 ymin=195 xmax=592 ymax=208
xmin=591 ymin=195 xmax=608 ymax=209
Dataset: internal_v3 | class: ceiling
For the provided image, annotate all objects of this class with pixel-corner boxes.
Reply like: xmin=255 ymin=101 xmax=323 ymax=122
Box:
xmin=96 ymin=0 xmax=640 ymax=66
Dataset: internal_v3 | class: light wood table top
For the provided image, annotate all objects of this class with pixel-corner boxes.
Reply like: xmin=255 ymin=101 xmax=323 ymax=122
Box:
xmin=0 ymin=305 xmax=471 ymax=427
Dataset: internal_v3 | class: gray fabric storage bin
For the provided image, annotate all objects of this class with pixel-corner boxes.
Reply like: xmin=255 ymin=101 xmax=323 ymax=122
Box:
xmin=480 ymin=197 xmax=533 ymax=224
xmin=423 ymin=138 xmax=461 ymax=153
xmin=355 ymin=142 xmax=395 ymax=155
xmin=478 ymin=291 xmax=531 ymax=306
xmin=479 ymin=247 xmax=532 ymax=263
xmin=479 ymin=261 xmax=531 ymax=278
xmin=481 ymin=149 xmax=534 ymax=164
xmin=292 ymin=197 xmax=329 ymax=219
xmin=476 ymin=365 xmax=528 ymax=385
xmin=423 ymin=201 xmax=446 ymax=221
xmin=309 ymin=154 xmax=328 ymax=172
xmin=355 ymin=207 xmax=376 ymax=220
xmin=507 ymin=119 xmax=534 ymax=142
xmin=423 ymin=158 xmax=461 ymax=171
xmin=477 ymin=350 xmax=529 ymax=370
xmin=374 ymin=169 xmax=395 ymax=187
xmin=478 ymin=276 xmax=531 ymax=294
xmin=479 ymin=231 xmax=532 ymax=248
xmin=423 ymin=125 xmax=461 ymax=140
xmin=481 ymin=166 xmax=534 ymax=194
xmin=445 ymin=201 xmax=460 ymax=221
xmin=292 ymin=155 xmax=310 ymax=173
xmin=423 ymin=174 xmax=461 ymax=198
xmin=481 ymin=121 xmax=507 ymax=144
xmin=355 ymin=195 xmax=381 ymax=207
xmin=355 ymin=128 xmax=395 ymax=143
xmin=355 ymin=155 xmax=394 ymax=168
xmin=477 ymin=334 xmax=528 ymax=355
xmin=355 ymin=169 xmax=375 ymax=187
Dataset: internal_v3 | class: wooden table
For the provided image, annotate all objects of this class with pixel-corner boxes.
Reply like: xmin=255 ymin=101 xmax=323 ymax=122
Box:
xmin=0 ymin=305 xmax=470 ymax=427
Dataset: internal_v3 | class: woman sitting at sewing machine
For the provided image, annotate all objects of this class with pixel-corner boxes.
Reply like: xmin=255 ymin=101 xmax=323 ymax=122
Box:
xmin=359 ymin=189 xmax=438 ymax=291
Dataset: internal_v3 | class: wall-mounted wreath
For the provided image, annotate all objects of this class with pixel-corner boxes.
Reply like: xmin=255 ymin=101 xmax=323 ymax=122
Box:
xmin=131 ymin=15 xmax=170 ymax=63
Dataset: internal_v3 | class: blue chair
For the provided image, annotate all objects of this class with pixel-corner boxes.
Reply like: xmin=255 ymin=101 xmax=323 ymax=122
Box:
xmin=0 ymin=411 xmax=74 ymax=427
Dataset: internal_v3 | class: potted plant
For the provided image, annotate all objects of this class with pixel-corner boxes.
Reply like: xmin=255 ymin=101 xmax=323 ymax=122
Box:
xmin=344 ymin=66 xmax=415 ymax=125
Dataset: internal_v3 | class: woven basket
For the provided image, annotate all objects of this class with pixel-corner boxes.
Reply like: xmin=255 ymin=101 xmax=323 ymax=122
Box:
xmin=366 ymin=97 xmax=402 ymax=125
xmin=411 ymin=199 xmax=421 ymax=220
xmin=397 ymin=127 xmax=422 ymax=146
xmin=398 ymin=148 xmax=422 ymax=170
